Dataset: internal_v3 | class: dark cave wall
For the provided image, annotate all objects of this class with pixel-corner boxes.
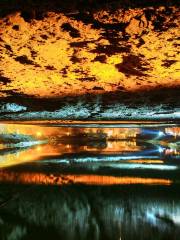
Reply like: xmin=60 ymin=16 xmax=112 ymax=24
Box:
xmin=0 ymin=0 xmax=179 ymax=18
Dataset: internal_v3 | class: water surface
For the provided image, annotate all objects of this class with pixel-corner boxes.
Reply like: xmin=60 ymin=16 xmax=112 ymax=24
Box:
xmin=0 ymin=122 xmax=180 ymax=239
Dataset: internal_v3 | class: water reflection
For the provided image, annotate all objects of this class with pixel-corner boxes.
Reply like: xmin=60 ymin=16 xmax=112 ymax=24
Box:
xmin=0 ymin=171 xmax=172 ymax=186
xmin=0 ymin=123 xmax=180 ymax=239
xmin=0 ymin=184 xmax=180 ymax=240
xmin=0 ymin=123 xmax=179 ymax=168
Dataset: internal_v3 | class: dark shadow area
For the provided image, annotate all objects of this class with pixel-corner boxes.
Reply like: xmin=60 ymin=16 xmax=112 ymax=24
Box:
xmin=0 ymin=183 xmax=180 ymax=240
xmin=0 ymin=0 xmax=179 ymax=20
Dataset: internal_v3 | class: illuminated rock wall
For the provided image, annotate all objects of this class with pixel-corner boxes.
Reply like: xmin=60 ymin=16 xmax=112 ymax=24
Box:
xmin=0 ymin=1 xmax=179 ymax=120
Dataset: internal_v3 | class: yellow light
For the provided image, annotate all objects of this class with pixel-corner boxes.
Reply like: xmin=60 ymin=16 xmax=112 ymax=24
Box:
xmin=127 ymin=159 xmax=164 ymax=164
xmin=107 ymin=130 xmax=113 ymax=137
xmin=36 ymin=132 xmax=42 ymax=137
xmin=107 ymin=142 xmax=113 ymax=149
xmin=36 ymin=146 xmax=42 ymax=151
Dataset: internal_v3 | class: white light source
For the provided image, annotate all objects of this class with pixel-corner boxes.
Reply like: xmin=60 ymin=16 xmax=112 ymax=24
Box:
xmin=158 ymin=147 xmax=164 ymax=153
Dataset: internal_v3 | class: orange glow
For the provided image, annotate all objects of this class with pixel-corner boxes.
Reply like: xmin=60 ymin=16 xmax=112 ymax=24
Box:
xmin=0 ymin=171 xmax=172 ymax=186
xmin=36 ymin=131 xmax=42 ymax=137
xmin=0 ymin=123 xmax=179 ymax=168
xmin=0 ymin=123 xmax=141 ymax=140
xmin=165 ymin=127 xmax=180 ymax=136
xmin=0 ymin=123 xmax=142 ymax=142
xmin=0 ymin=123 xmax=144 ymax=168
xmin=0 ymin=8 xmax=179 ymax=98
xmin=0 ymin=139 xmax=141 ymax=168
xmin=127 ymin=160 xmax=164 ymax=164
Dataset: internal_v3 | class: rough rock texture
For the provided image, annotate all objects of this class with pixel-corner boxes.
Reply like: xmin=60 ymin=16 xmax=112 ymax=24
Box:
xmin=0 ymin=0 xmax=179 ymax=120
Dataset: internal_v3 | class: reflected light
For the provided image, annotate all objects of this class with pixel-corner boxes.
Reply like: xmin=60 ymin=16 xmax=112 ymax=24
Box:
xmin=107 ymin=142 xmax=113 ymax=149
xmin=36 ymin=146 xmax=42 ymax=151
xmin=107 ymin=130 xmax=113 ymax=137
xmin=0 ymin=171 xmax=172 ymax=186
xmin=36 ymin=131 xmax=42 ymax=137
xmin=165 ymin=127 xmax=180 ymax=137
xmin=127 ymin=160 xmax=164 ymax=164
xmin=158 ymin=147 xmax=164 ymax=153
xmin=158 ymin=131 xmax=164 ymax=137
xmin=0 ymin=124 xmax=179 ymax=168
